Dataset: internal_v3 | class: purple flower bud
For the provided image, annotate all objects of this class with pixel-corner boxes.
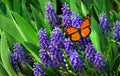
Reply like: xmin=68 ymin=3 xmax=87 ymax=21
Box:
xmin=113 ymin=21 xmax=120 ymax=42
xmin=51 ymin=27 xmax=65 ymax=48
xmin=94 ymin=52 xmax=106 ymax=72
xmin=64 ymin=38 xmax=76 ymax=56
xmin=49 ymin=42 xmax=65 ymax=68
xmin=45 ymin=1 xmax=60 ymax=28
xmin=71 ymin=13 xmax=82 ymax=28
xmin=70 ymin=51 xmax=85 ymax=72
xmin=85 ymin=43 xmax=106 ymax=72
xmin=39 ymin=49 xmax=52 ymax=67
xmin=99 ymin=13 xmax=111 ymax=35
xmin=9 ymin=52 xmax=19 ymax=71
xmin=61 ymin=3 xmax=72 ymax=26
xmin=13 ymin=43 xmax=27 ymax=64
xmin=38 ymin=29 xmax=50 ymax=50
xmin=33 ymin=62 xmax=47 ymax=76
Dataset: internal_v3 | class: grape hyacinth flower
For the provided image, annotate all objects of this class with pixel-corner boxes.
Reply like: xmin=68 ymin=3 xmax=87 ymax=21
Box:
xmin=94 ymin=52 xmax=106 ymax=72
xmin=9 ymin=52 xmax=19 ymax=71
xmin=45 ymin=1 xmax=60 ymax=28
xmin=51 ymin=27 xmax=65 ymax=48
xmin=85 ymin=43 xmax=97 ymax=63
xmin=49 ymin=42 xmax=65 ymax=68
xmin=64 ymin=38 xmax=76 ymax=56
xmin=38 ymin=29 xmax=50 ymax=50
xmin=39 ymin=49 xmax=52 ymax=67
xmin=99 ymin=13 xmax=111 ymax=35
xmin=13 ymin=43 xmax=28 ymax=64
xmin=33 ymin=62 xmax=47 ymax=76
xmin=70 ymin=51 xmax=85 ymax=72
xmin=113 ymin=21 xmax=120 ymax=42
xmin=61 ymin=3 xmax=72 ymax=26
xmin=77 ymin=37 xmax=90 ymax=51
xmin=85 ymin=43 xmax=106 ymax=72
xmin=71 ymin=13 xmax=82 ymax=28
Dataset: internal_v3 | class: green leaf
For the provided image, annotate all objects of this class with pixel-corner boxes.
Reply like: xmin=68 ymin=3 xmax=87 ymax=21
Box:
xmin=21 ymin=0 xmax=31 ymax=24
xmin=90 ymin=16 xmax=105 ymax=52
xmin=12 ymin=12 xmax=38 ymax=45
xmin=81 ymin=1 xmax=88 ymax=16
xmin=13 ymin=0 xmax=21 ymax=14
xmin=0 ymin=62 xmax=8 ymax=76
xmin=1 ymin=31 xmax=17 ymax=76
xmin=0 ymin=15 xmax=26 ymax=43
xmin=70 ymin=0 xmax=79 ymax=14
xmin=31 ymin=5 xmax=45 ymax=31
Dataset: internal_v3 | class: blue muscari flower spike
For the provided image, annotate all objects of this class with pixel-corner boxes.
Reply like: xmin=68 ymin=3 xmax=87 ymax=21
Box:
xmin=38 ymin=29 xmax=52 ymax=67
xmin=39 ymin=49 xmax=52 ymax=67
xmin=113 ymin=21 xmax=120 ymax=42
xmin=85 ymin=43 xmax=106 ymax=72
xmin=61 ymin=3 xmax=72 ymax=26
xmin=64 ymin=38 xmax=76 ymax=56
xmin=45 ymin=1 xmax=60 ymax=28
xmin=9 ymin=52 xmax=19 ymax=71
xmin=13 ymin=43 xmax=28 ymax=64
xmin=33 ymin=62 xmax=47 ymax=76
xmin=71 ymin=13 xmax=82 ymax=28
xmin=94 ymin=52 xmax=106 ymax=72
xmin=99 ymin=13 xmax=111 ymax=35
xmin=70 ymin=51 xmax=85 ymax=72
xmin=51 ymin=27 xmax=65 ymax=48
xmin=49 ymin=42 xmax=65 ymax=68
xmin=38 ymin=29 xmax=50 ymax=50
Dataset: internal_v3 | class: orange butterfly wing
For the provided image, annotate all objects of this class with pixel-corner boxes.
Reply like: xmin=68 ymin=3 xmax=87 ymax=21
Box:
xmin=64 ymin=26 xmax=80 ymax=41
xmin=64 ymin=27 xmax=78 ymax=35
xmin=80 ymin=14 xmax=91 ymax=29
xmin=81 ymin=28 xmax=91 ymax=37
xmin=80 ymin=14 xmax=91 ymax=37
xmin=70 ymin=32 xmax=80 ymax=42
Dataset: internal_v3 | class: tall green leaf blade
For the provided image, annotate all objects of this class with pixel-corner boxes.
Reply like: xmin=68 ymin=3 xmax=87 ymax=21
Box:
xmin=90 ymin=16 xmax=105 ymax=52
xmin=31 ymin=5 xmax=44 ymax=31
xmin=0 ymin=62 xmax=8 ymax=76
xmin=21 ymin=0 xmax=31 ymax=24
xmin=13 ymin=0 xmax=21 ymax=14
xmin=12 ymin=12 xmax=38 ymax=45
xmin=0 ymin=15 xmax=26 ymax=43
xmin=70 ymin=0 xmax=79 ymax=14
xmin=1 ymin=32 xmax=17 ymax=76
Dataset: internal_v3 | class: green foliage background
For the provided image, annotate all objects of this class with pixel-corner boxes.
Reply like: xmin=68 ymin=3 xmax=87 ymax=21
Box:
xmin=0 ymin=0 xmax=120 ymax=76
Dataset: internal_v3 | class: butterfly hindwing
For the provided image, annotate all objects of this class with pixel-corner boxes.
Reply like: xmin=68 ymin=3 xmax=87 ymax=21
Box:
xmin=81 ymin=27 xmax=91 ymax=37
xmin=70 ymin=32 xmax=80 ymax=42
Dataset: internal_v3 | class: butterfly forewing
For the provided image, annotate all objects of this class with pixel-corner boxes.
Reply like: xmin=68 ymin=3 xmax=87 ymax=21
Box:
xmin=80 ymin=14 xmax=90 ymax=29
xmin=64 ymin=27 xmax=78 ymax=35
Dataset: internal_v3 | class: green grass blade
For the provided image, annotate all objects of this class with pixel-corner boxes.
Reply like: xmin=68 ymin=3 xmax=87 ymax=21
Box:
xmin=0 ymin=61 xmax=9 ymax=76
xmin=1 ymin=31 xmax=17 ymax=76
xmin=12 ymin=12 xmax=38 ymax=45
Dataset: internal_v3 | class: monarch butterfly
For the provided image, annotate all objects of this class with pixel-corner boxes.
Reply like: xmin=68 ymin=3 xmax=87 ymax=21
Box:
xmin=64 ymin=14 xmax=91 ymax=42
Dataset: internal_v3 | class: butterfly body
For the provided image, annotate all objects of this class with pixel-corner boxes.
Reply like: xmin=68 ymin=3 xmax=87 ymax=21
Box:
xmin=64 ymin=14 xmax=91 ymax=42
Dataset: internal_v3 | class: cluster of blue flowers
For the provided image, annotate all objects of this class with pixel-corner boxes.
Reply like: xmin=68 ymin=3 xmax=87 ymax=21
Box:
xmin=85 ymin=43 xmax=106 ymax=72
xmin=36 ymin=2 xmax=107 ymax=75
xmin=10 ymin=43 xmax=28 ymax=72
xmin=9 ymin=1 xmax=120 ymax=76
